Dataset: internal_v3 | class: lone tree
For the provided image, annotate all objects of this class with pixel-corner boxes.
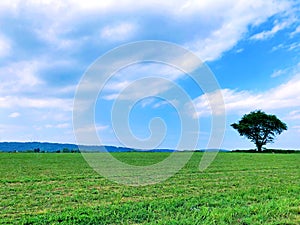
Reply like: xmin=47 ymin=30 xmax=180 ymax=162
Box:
xmin=231 ymin=110 xmax=287 ymax=152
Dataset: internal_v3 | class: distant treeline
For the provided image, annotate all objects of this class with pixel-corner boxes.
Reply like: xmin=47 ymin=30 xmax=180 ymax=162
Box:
xmin=0 ymin=142 xmax=299 ymax=153
xmin=32 ymin=148 xmax=80 ymax=153
xmin=232 ymin=149 xmax=300 ymax=154
xmin=0 ymin=142 xmax=173 ymax=153
xmin=1 ymin=147 xmax=80 ymax=153
xmin=0 ymin=142 xmax=79 ymax=153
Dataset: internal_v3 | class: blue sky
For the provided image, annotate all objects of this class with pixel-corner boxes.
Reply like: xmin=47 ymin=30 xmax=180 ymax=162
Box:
xmin=0 ymin=0 xmax=300 ymax=150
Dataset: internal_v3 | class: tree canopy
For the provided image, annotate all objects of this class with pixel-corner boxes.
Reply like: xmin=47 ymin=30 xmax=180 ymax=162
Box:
xmin=231 ymin=110 xmax=287 ymax=151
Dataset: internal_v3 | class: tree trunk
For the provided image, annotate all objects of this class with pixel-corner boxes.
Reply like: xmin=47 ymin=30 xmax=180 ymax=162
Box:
xmin=256 ymin=144 xmax=262 ymax=152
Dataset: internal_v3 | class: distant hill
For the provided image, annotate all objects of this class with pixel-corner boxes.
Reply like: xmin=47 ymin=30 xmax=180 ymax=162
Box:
xmin=0 ymin=142 xmax=176 ymax=153
xmin=0 ymin=142 xmax=134 ymax=153
xmin=0 ymin=142 xmax=230 ymax=153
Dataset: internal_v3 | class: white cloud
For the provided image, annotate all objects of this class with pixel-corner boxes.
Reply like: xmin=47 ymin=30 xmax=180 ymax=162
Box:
xmin=100 ymin=63 xmax=186 ymax=101
xmin=193 ymin=74 xmax=300 ymax=117
xmin=100 ymin=23 xmax=136 ymax=42
xmin=103 ymin=78 xmax=173 ymax=101
xmin=45 ymin=123 xmax=70 ymax=129
xmin=287 ymin=42 xmax=300 ymax=51
xmin=290 ymin=25 xmax=300 ymax=37
xmin=194 ymin=89 xmax=259 ymax=117
xmin=8 ymin=112 xmax=20 ymax=118
xmin=271 ymin=42 xmax=300 ymax=52
xmin=0 ymin=35 xmax=11 ymax=58
xmin=250 ymin=21 xmax=291 ymax=40
xmin=75 ymin=124 xmax=109 ymax=134
xmin=35 ymin=25 xmax=81 ymax=50
xmin=185 ymin=0 xmax=291 ymax=61
xmin=39 ymin=111 xmax=70 ymax=122
xmin=285 ymin=110 xmax=300 ymax=120
xmin=0 ymin=124 xmax=24 ymax=134
xmin=0 ymin=58 xmax=78 ymax=99
xmin=104 ymin=80 xmax=131 ymax=92
xmin=0 ymin=96 xmax=73 ymax=111
xmin=153 ymin=101 xmax=170 ymax=109
xmin=292 ymin=125 xmax=300 ymax=133
xmin=0 ymin=1 xmax=88 ymax=50
xmin=236 ymin=48 xmax=244 ymax=53
xmin=0 ymin=60 xmax=44 ymax=95
xmin=140 ymin=98 xmax=156 ymax=108
xmin=271 ymin=69 xmax=285 ymax=78
xmin=271 ymin=43 xmax=284 ymax=52
xmin=0 ymin=0 xmax=20 ymax=13
xmin=272 ymin=60 xmax=300 ymax=76
xmin=153 ymin=99 xmax=179 ymax=109
xmin=66 ymin=0 xmax=112 ymax=11
xmin=0 ymin=0 xmax=293 ymax=63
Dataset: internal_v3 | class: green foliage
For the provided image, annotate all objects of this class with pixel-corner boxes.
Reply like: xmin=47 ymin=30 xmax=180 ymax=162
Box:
xmin=231 ymin=110 xmax=287 ymax=151
xmin=62 ymin=148 xmax=71 ymax=153
xmin=233 ymin=149 xmax=300 ymax=154
xmin=0 ymin=153 xmax=299 ymax=224
xmin=34 ymin=148 xmax=40 ymax=153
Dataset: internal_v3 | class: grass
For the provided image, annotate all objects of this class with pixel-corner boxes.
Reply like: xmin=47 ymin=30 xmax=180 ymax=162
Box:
xmin=0 ymin=152 xmax=299 ymax=224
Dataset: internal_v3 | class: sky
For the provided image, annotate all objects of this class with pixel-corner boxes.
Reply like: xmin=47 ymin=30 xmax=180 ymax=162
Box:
xmin=0 ymin=0 xmax=300 ymax=150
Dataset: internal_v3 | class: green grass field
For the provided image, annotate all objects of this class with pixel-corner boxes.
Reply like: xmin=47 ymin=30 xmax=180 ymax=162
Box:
xmin=0 ymin=152 xmax=299 ymax=224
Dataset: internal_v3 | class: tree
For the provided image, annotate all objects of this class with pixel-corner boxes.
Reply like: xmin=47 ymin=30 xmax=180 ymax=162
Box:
xmin=62 ymin=148 xmax=70 ymax=153
xmin=231 ymin=110 xmax=287 ymax=152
